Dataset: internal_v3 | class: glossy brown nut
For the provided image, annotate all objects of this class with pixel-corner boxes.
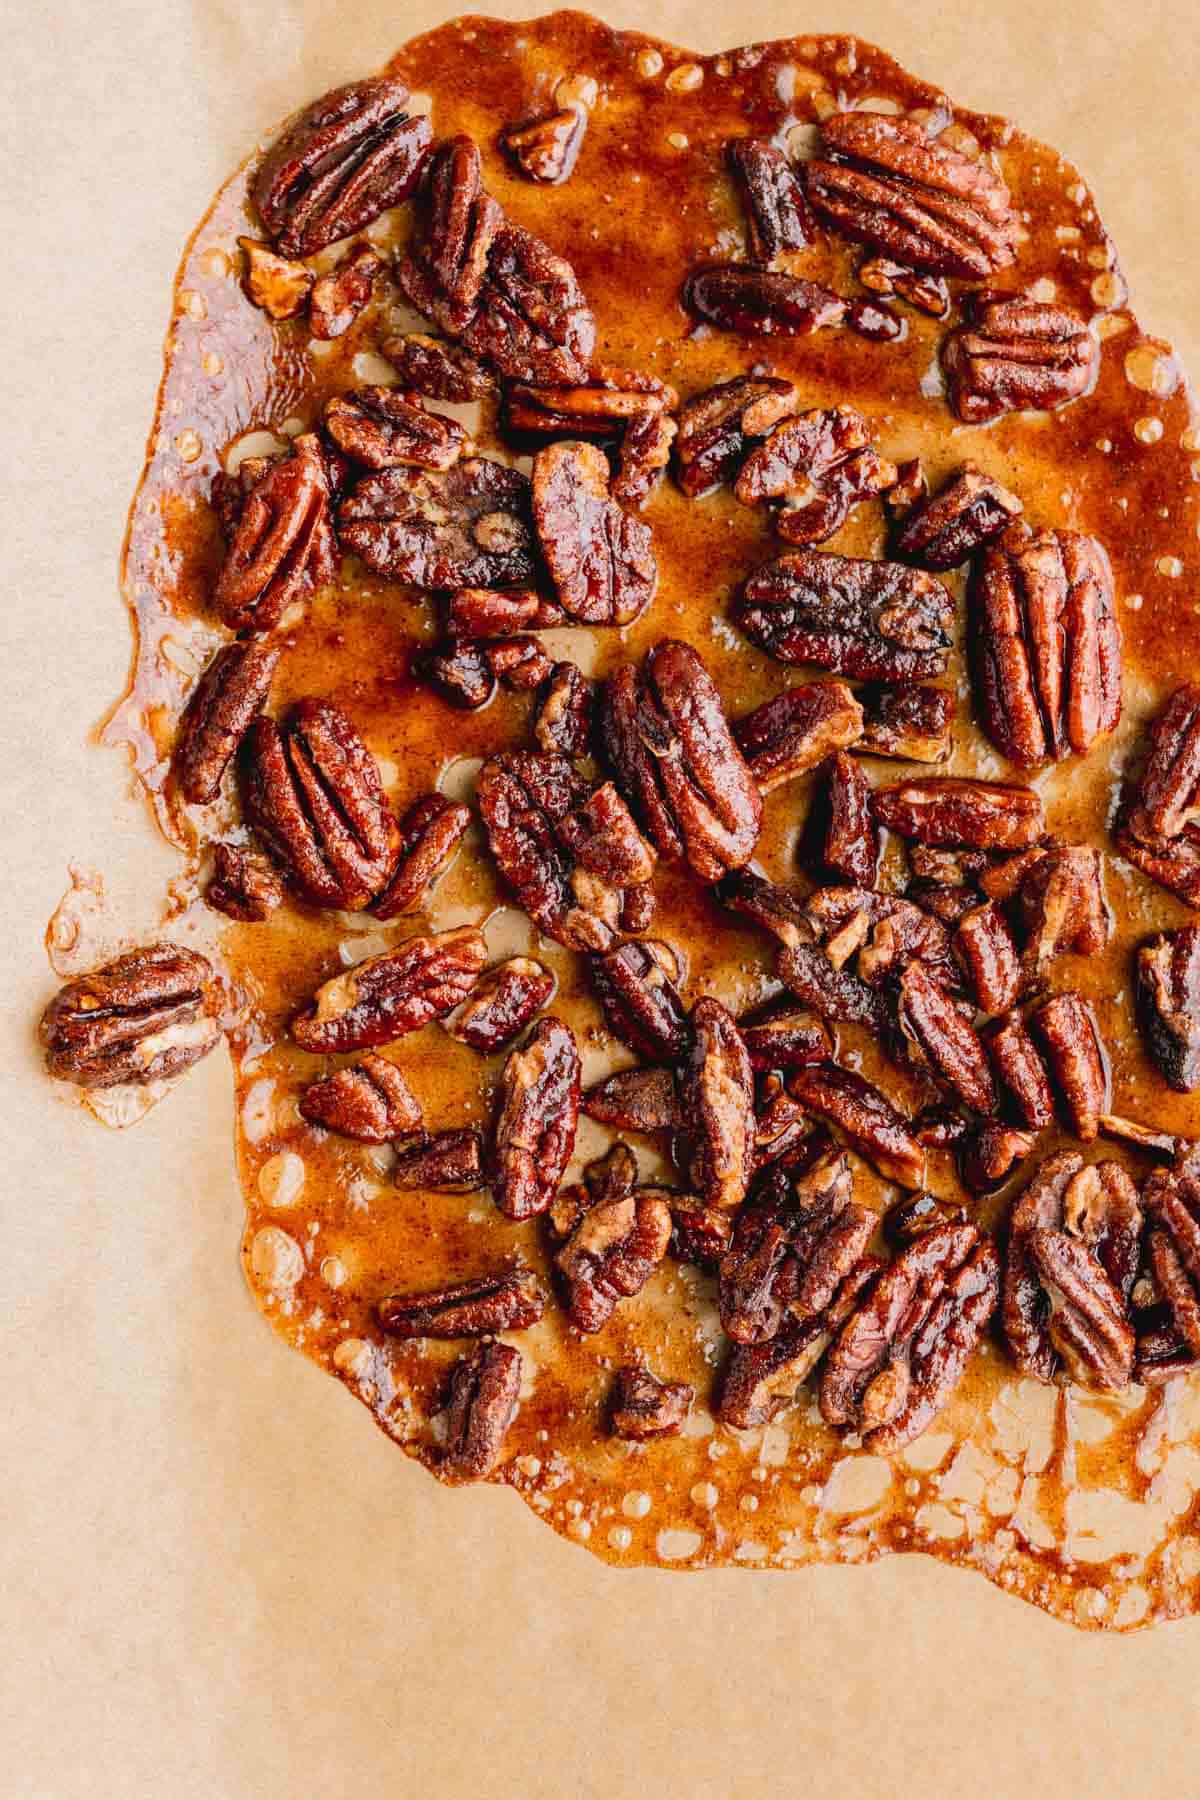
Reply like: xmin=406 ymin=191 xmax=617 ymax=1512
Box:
xmin=739 ymin=1006 xmax=834 ymax=1073
xmin=718 ymin=1151 xmax=868 ymax=1345
xmin=734 ymin=406 xmax=896 ymax=548
xmin=1031 ymin=992 xmax=1109 ymax=1140
xmin=531 ymin=441 xmax=656 ymax=627
xmin=872 ymin=777 xmax=1045 ymax=850
xmin=417 ymin=640 xmax=497 ymax=710
xmin=804 ymin=886 xmax=958 ymax=991
xmin=673 ymin=374 xmax=798 ymax=498
xmin=717 ymin=1269 xmax=879 ymax=1431
xmin=459 ymin=221 xmax=596 ymax=384
xmin=813 ymin=750 xmax=880 ymax=888
xmin=591 ymin=940 xmax=689 ymax=1062
xmin=300 ymin=1053 xmax=422 ymax=1142
xmin=1143 ymin=1149 xmax=1200 ymax=1355
xmin=39 ymin=945 xmax=220 ymax=1089
xmin=943 ymin=289 xmax=1098 ymax=424
xmin=291 ymin=927 xmax=488 ymax=1053
xmin=736 ymin=550 xmax=955 ymax=684
xmin=787 ymin=1063 xmax=925 ymax=1188
xmin=379 ymin=1265 xmax=544 ymax=1337
xmin=238 ymin=237 xmax=312 ymax=319
xmin=380 ymin=332 xmax=495 ymax=401
xmin=492 ymin=1017 xmax=581 ymax=1220
xmin=447 ymin=958 xmax=555 ymax=1054
xmin=734 ymin=679 xmax=863 ymax=793
xmin=681 ymin=998 xmax=756 ymax=1210
xmin=504 ymin=367 xmax=676 ymax=445
xmin=1137 ymin=927 xmax=1200 ymax=1093
xmin=533 ymin=661 xmax=596 ymax=757
xmin=987 ymin=1010 xmax=1056 ymax=1130
xmin=500 ymin=106 xmax=586 ymax=184
xmin=373 ymin=794 xmax=471 ymax=919
xmin=727 ymin=137 xmax=814 ymax=260
xmin=308 ymin=240 xmax=385 ymax=340
xmin=338 ymin=456 xmax=536 ymax=591
xmin=206 ymin=843 xmax=285 ymax=922
xmin=954 ymin=901 xmax=1022 ymax=1014
xmin=446 ymin=588 xmax=564 ymax=639
xmin=682 ymin=264 xmax=846 ymax=336
xmin=610 ymin=1365 xmax=694 ymax=1439
xmin=555 ymin=1184 xmax=673 ymax=1332
xmin=1017 ymin=846 xmax=1111 ymax=974
xmin=398 ymin=136 xmax=502 ymax=333
xmin=324 ymin=387 xmax=468 ymax=471
xmin=892 ymin=464 xmax=1023 ymax=570
xmin=393 ymin=1128 xmax=487 ymax=1191
xmin=214 ymin=435 xmax=337 ymax=633
xmin=958 ymin=1122 xmax=1037 ymax=1195
xmin=581 ymin=1066 xmax=682 ymax=1134
xmin=858 ymin=685 xmax=953 ymax=764
xmin=173 ymin=640 xmax=280 ymax=804
xmin=858 ymin=259 xmax=949 ymax=318
xmin=897 ymin=962 xmax=997 ymax=1114
xmin=440 ymin=1340 xmax=522 ymax=1481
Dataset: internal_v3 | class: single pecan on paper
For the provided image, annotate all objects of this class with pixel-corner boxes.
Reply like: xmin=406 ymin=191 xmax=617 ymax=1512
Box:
xmin=40 ymin=945 xmax=221 ymax=1089
xmin=1143 ymin=1148 xmax=1200 ymax=1361
xmin=380 ymin=332 xmax=495 ymax=401
xmin=681 ymin=998 xmax=757 ymax=1210
xmin=873 ymin=777 xmax=1045 ymax=850
xmin=1031 ymin=991 xmax=1110 ymax=1140
xmin=591 ymin=940 xmax=690 ymax=1062
xmin=942 ymin=289 xmax=1098 ymax=423
xmin=893 ymin=464 xmax=1023 ymax=571
xmin=533 ymin=661 xmax=596 ymax=757
xmin=682 ymin=265 xmax=846 ymax=337
xmin=805 ymin=113 xmax=1017 ymax=277
xmin=733 ymin=406 xmax=897 ymax=548
xmin=447 ymin=957 xmax=555 ymax=1054
xmin=214 ymin=435 xmax=338 ymax=633
xmin=1137 ymin=927 xmax=1200 ymax=1092
xmin=858 ymin=685 xmax=954 ymax=764
xmin=897 ymin=962 xmax=998 ymax=1114
xmin=554 ymin=1165 xmax=673 ymax=1332
xmin=582 ymin=1065 xmax=682 ymax=1134
xmin=379 ymin=1266 xmax=544 ymax=1337
xmin=393 ymin=1128 xmax=488 ymax=1190
xmin=492 ymin=1016 xmax=581 ymax=1220
xmin=807 ymin=751 xmax=881 ymax=888
xmin=207 ymin=843 xmax=285 ymax=921
xmin=610 ymin=1365 xmax=694 ymax=1439
xmin=600 ymin=640 xmax=762 ymax=882
xmin=500 ymin=107 xmax=586 ymax=184
xmin=736 ymin=551 xmax=955 ymax=683
xmin=734 ymin=679 xmax=864 ymax=793
xmin=727 ymin=137 xmax=814 ymax=260
xmin=254 ymin=76 xmax=432 ymax=257
xmin=323 ymin=386 xmax=467 ymax=472
xmin=477 ymin=752 xmax=655 ymax=951
xmin=1116 ymin=686 xmax=1200 ymax=906
xmin=788 ymin=1063 xmax=925 ymax=1188
xmin=299 ymin=1051 xmax=422 ymax=1141
xmin=339 ymin=456 xmax=536 ymax=590
xmin=673 ymin=374 xmax=797 ymax=497
xmin=173 ymin=639 xmax=280 ymax=805
xmin=309 ymin=240 xmax=386 ymax=340
xmin=241 ymin=700 xmax=400 ymax=909
xmin=531 ymin=441 xmax=656 ymax=625
xmin=820 ymin=1221 xmax=1001 ymax=1451
xmin=291 ymin=926 xmax=487 ymax=1052
xmin=439 ymin=1340 xmax=523 ymax=1481
xmin=372 ymin=794 xmax=471 ymax=920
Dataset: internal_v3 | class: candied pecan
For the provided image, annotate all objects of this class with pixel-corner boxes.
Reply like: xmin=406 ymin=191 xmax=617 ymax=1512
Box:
xmin=582 ymin=1066 xmax=682 ymax=1134
xmin=484 ymin=636 xmax=555 ymax=692
xmin=681 ymin=998 xmax=756 ymax=1210
xmin=778 ymin=942 xmax=891 ymax=1033
xmin=858 ymin=257 xmax=949 ymax=317
xmin=393 ymin=1128 xmax=487 ymax=1191
xmin=300 ymin=1053 xmax=422 ymax=1142
xmin=821 ymin=1222 xmax=1000 ymax=1451
xmin=910 ymin=846 xmax=990 ymax=886
xmin=845 ymin=296 xmax=904 ymax=341
xmin=893 ymin=464 xmax=1023 ymax=571
xmin=873 ymin=777 xmax=1044 ymax=850
xmin=399 ymin=137 xmax=502 ymax=334
xmin=459 ymin=219 xmax=596 ymax=383
xmin=547 ymin=1147 xmax=638 ymax=1250
xmin=610 ymin=1365 xmax=693 ymax=1439
xmin=1137 ymin=928 xmax=1200 ymax=1092
xmin=207 ymin=843 xmax=284 ymax=921
xmin=500 ymin=106 xmax=585 ymax=184
xmin=954 ymin=902 xmax=1022 ymax=1013
xmin=241 ymin=701 xmax=400 ymax=909
xmin=670 ymin=1199 xmax=734 ymax=1269
xmin=1018 ymin=846 xmax=1110 ymax=973
xmin=504 ymin=367 xmax=675 ymax=442
xmin=719 ymin=1150 xmax=872 ymax=1344
xmin=978 ymin=844 xmax=1052 ymax=903
xmin=1031 ymin=992 xmax=1109 ymax=1140
xmin=717 ymin=1258 xmax=881 ymax=1429
xmin=381 ymin=331 xmax=495 ymax=400
xmin=988 ymin=1010 xmax=1056 ymax=1130
xmin=1135 ymin=1316 xmax=1200 ymax=1386
xmin=728 ymin=137 xmax=813 ymax=260
xmin=238 ymin=237 xmax=312 ymax=318
xmin=907 ymin=882 xmax=978 ymax=927
xmin=736 ymin=551 xmax=954 ymax=683
xmin=339 ymin=456 xmax=535 ymax=590
xmin=859 ymin=685 xmax=953 ymax=765
xmin=788 ymin=1063 xmax=925 ymax=1187
xmin=804 ymin=886 xmax=958 ymax=990
xmin=943 ymin=289 xmax=1098 ymax=424
xmin=309 ymin=240 xmax=385 ymax=339
xmin=683 ymin=265 xmax=846 ymax=337
xmin=417 ymin=640 xmax=496 ymax=710
xmin=810 ymin=751 xmax=880 ymax=888
xmin=440 ymin=1340 xmax=522 ymax=1481
xmin=380 ymin=1266 xmax=542 ymax=1337
xmin=885 ymin=458 xmax=928 ymax=519
xmin=533 ymin=661 xmax=596 ymax=757
xmin=734 ymin=680 xmax=863 ymax=793
xmin=324 ymin=387 xmax=466 ymax=472
xmin=614 ymin=408 xmax=677 ymax=509
xmin=214 ymin=435 xmax=336 ymax=633
xmin=960 ymin=1121 xmax=1037 ymax=1194
xmin=621 ymin=887 xmax=656 ymax=933
xmin=717 ymin=869 xmax=809 ymax=948
xmin=555 ymin=1183 xmax=673 ymax=1332
xmin=1116 ymin=823 xmax=1200 ymax=909
xmin=447 ymin=958 xmax=555 ymax=1054
xmin=591 ymin=940 xmax=689 ymax=1062
xmin=673 ymin=374 xmax=798 ymax=498
xmin=972 ymin=524 xmax=1121 ymax=767
xmin=751 ymin=1073 xmax=815 ymax=1172
xmin=530 ymin=440 xmax=656 ymax=627
xmin=1100 ymin=1113 xmax=1180 ymax=1160
xmin=173 ymin=640 xmax=279 ymax=805
xmin=1126 ymin=686 xmax=1200 ymax=839
xmin=291 ymin=926 xmax=487 ymax=1053
xmin=740 ymin=1006 xmax=834 ymax=1073
xmin=734 ymin=406 xmax=896 ymax=548
xmin=806 ymin=114 xmax=1016 ymax=278
xmin=40 ymin=945 xmax=220 ymax=1089
xmin=254 ymin=76 xmax=431 ymax=257
xmin=600 ymin=641 xmax=762 ymax=881
xmin=446 ymin=587 xmax=564 ymax=639
xmin=373 ymin=794 xmax=471 ymax=920
xmin=885 ymin=1191 xmax=968 ymax=1245
xmin=911 ymin=1105 xmax=970 ymax=1149
xmin=492 ymin=1017 xmax=581 ymax=1220
xmin=898 ymin=963 xmax=996 ymax=1113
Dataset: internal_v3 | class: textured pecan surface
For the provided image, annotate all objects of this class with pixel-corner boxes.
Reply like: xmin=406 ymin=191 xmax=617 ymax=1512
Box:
xmin=898 ymin=962 xmax=997 ymax=1113
xmin=885 ymin=1191 xmax=968 ymax=1244
xmin=788 ymin=1063 xmax=925 ymax=1187
xmin=492 ymin=1016 xmax=581 ymax=1220
xmin=373 ymin=794 xmax=471 ymax=920
xmin=752 ymin=1074 xmax=814 ymax=1171
xmin=379 ymin=1266 xmax=544 ymax=1336
xmin=40 ymin=945 xmax=220 ymax=1089
xmin=207 ymin=843 xmax=285 ymax=921
xmin=600 ymin=640 xmax=762 ymax=881
xmin=988 ymin=1009 xmax=1056 ymax=1129
xmin=504 ymin=366 xmax=675 ymax=446
xmin=399 ymin=136 xmax=501 ymax=333
xmin=533 ymin=661 xmax=596 ymax=757
xmin=733 ymin=406 xmax=896 ymax=547
xmin=291 ymin=926 xmax=487 ymax=1052
xmin=214 ymin=435 xmax=337 ymax=633
xmin=1018 ymin=846 xmax=1111 ymax=972
xmin=959 ymin=1121 xmax=1037 ymax=1195
xmin=873 ymin=777 xmax=1044 ymax=850
xmin=1032 ymin=992 xmax=1109 ymax=1140
xmin=943 ymin=290 xmax=1098 ymax=423
xmin=460 ymin=221 xmax=596 ymax=384
xmin=381 ymin=331 xmax=495 ymax=401
xmin=954 ymin=901 xmax=1022 ymax=1014
xmin=324 ymin=386 xmax=467 ymax=471
xmin=736 ymin=551 xmax=954 ymax=683
xmin=811 ymin=751 xmax=880 ymax=888
xmin=339 ymin=456 xmax=535 ymax=590
xmin=591 ymin=940 xmax=689 ymax=1062
xmin=858 ymin=258 xmax=949 ymax=318
xmin=1138 ymin=928 xmax=1200 ymax=1093
xmin=173 ymin=640 xmax=279 ymax=806
xmin=440 ymin=1340 xmax=522 ymax=1481
xmin=555 ymin=1179 xmax=673 ymax=1332
xmin=1143 ymin=1149 xmax=1200 ymax=1357
xmin=682 ymin=265 xmax=846 ymax=336
xmin=447 ymin=957 xmax=555 ymax=1053
xmin=858 ymin=685 xmax=953 ymax=764
xmin=241 ymin=700 xmax=400 ymax=909
xmin=531 ymin=440 xmax=656 ymax=625
xmin=416 ymin=640 xmax=496 ymax=710
xmin=820 ymin=1221 xmax=1000 ymax=1451
xmin=806 ymin=114 xmax=1017 ymax=278
xmin=728 ymin=137 xmax=813 ymax=260
xmin=718 ymin=1258 xmax=881 ymax=1430
xmin=1116 ymin=687 xmax=1200 ymax=906
xmin=581 ymin=1066 xmax=682 ymax=1133
xmin=893 ymin=464 xmax=1023 ymax=571
xmin=734 ymin=679 xmax=863 ymax=792
xmin=610 ymin=1365 xmax=694 ymax=1439
xmin=393 ymin=1128 xmax=487 ymax=1190
xmin=804 ymin=886 xmax=958 ymax=991
xmin=682 ymin=998 xmax=756 ymax=1210
xmin=446 ymin=587 xmax=564 ymax=639
xmin=238 ymin=237 xmax=312 ymax=319
xmin=673 ymin=375 xmax=797 ymax=498
xmin=972 ymin=524 xmax=1121 ymax=766
xmin=309 ymin=240 xmax=385 ymax=339
xmin=254 ymin=76 xmax=431 ymax=257
xmin=299 ymin=1052 xmax=422 ymax=1141
xmin=740 ymin=1006 xmax=834 ymax=1073
xmin=718 ymin=1150 xmax=870 ymax=1344
xmin=500 ymin=107 xmax=586 ymax=184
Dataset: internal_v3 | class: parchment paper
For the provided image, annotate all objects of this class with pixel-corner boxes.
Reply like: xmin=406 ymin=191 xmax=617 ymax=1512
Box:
xmin=2 ymin=3 xmax=1198 ymax=1794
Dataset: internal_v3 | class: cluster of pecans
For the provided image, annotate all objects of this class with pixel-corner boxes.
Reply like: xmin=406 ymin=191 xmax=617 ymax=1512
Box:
xmin=39 ymin=72 xmax=1200 ymax=1483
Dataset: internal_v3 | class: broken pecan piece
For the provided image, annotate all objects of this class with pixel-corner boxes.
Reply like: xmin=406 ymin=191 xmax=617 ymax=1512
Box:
xmin=886 ymin=1191 xmax=968 ymax=1244
xmin=309 ymin=240 xmax=385 ymax=340
xmin=954 ymin=901 xmax=1022 ymax=1014
xmin=682 ymin=265 xmax=846 ymax=336
xmin=1116 ymin=688 xmax=1200 ymax=903
xmin=380 ymin=332 xmax=495 ymax=401
xmin=806 ymin=114 xmax=1017 ymax=278
xmin=959 ymin=1121 xmax=1037 ymax=1195
xmin=736 ymin=550 xmax=954 ymax=683
xmin=214 ymin=435 xmax=336 ymax=633
xmin=943 ymin=289 xmax=1098 ymax=423
xmin=728 ymin=137 xmax=813 ymax=260
xmin=681 ymin=998 xmax=756 ymax=1210
xmin=858 ymin=685 xmax=953 ymax=765
xmin=804 ymin=886 xmax=958 ymax=990
xmin=858 ymin=258 xmax=949 ymax=318
xmin=719 ymin=1150 xmax=872 ymax=1344
xmin=600 ymin=640 xmax=762 ymax=881
xmin=440 ymin=1340 xmax=522 ymax=1481
xmin=1012 ymin=846 xmax=1110 ymax=975
xmin=380 ymin=1266 xmax=543 ymax=1337
xmin=373 ymin=794 xmax=471 ymax=920
xmin=173 ymin=640 xmax=279 ymax=805
xmin=674 ymin=374 xmax=797 ymax=498
xmin=734 ymin=679 xmax=864 ymax=793
xmin=610 ymin=1365 xmax=693 ymax=1439
xmin=324 ymin=387 xmax=467 ymax=472
xmin=487 ymin=638 xmax=556 ymax=697
xmin=207 ymin=843 xmax=284 ymax=921
xmin=299 ymin=1052 xmax=422 ymax=1141
xmin=591 ymin=940 xmax=689 ymax=1063
xmin=393 ymin=1128 xmax=487 ymax=1191
xmin=740 ymin=1006 xmax=834 ymax=1073
xmin=582 ymin=1066 xmax=682 ymax=1134
xmin=492 ymin=1017 xmax=581 ymax=1220
xmin=1032 ymin=992 xmax=1110 ymax=1140
xmin=1138 ymin=927 xmax=1200 ymax=1092
xmin=291 ymin=927 xmax=487 ymax=1053
xmin=533 ymin=661 xmax=596 ymax=757
xmin=531 ymin=440 xmax=656 ymax=626
xmin=339 ymin=456 xmax=535 ymax=590
xmin=416 ymin=640 xmax=496 ymax=710
xmin=809 ymin=751 xmax=880 ymax=888
xmin=238 ymin=237 xmax=312 ymax=319
xmin=555 ymin=1182 xmax=673 ymax=1332
xmin=788 ymin=1063 xmax=925 ymax=1188
xmin=500 ymin=107 xmax=585 ymax=184
xmin=446 ymin=587 xmax=564 ymax=639
xmin=893 ymin=464 xmax=1023 ymax=570
xmin=898 ymin=962 xmax=997 ymax=1114
xmin=734 ymin=406 xmax=896 ymax=548
xmin=40 ymin=945 xmax=220 ymax=1089
xmin=447 ymin=957 xmax=555 ymax=1054
xmin=873 ymin=778 xmax=1045 ymax=850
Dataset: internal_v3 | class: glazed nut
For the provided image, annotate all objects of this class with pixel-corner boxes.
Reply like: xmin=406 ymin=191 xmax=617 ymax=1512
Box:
xmin=681 ymin=998 xmax=757 ymax=1210
xmin=533 ymin=660 xmax=596 ymax=757
xmin=500 ymin=107 xmax=586 ymax=185
xmin=291 ymin=926 xmax=488 ymax=1053
xmin=417 ymin=640 xmax=497 ymax=710
xmin=736 ymin=550 xmax=955 ymax=684
xmin=811 ymin=750 xmax=880 ymax=888
xmin=485 ymin=636 xmax=556 ymax=692
xmin=943 ymin=289 xmax=1098 ymax=424
xmin=892 ymin=464 xmax=1023 ymax=571
xmin=40 ymin=944 xmax=220 ymax=1089
xmin=339 ymin=456 xmax=536 ymax=592
xmin=555 ymin=1184 xmax=674 ymax=1332
xmin=238 ymin=237 xmax=313 ymax=319
xmin=787 ymin=1062 xmax=925 ymax=1188
xmin=447 ymin=958 xmax=555 ymax=1054
xmin=380 ymin=332 xmax=496 ymax=401
xmin=492 ymin=1017 xmax=581 ymax=1220
xmin=609 ymin=1365 xmax=694 ymax=1439
xmin=858 ymin=685 xmax=953 ymax=764
xmin=959 ymin=1121 xmax=1037 ymax=1195
xmin=324 ymin=387 xmax=468 ymax=471
xmin=872 ymin=777 xmax=1045 ymax=850
xmin=379 ymin=1266 xmax=544 ymax=1336
xmin=733 ymin=405 xmax=896 ymax=548
xmin=591 ymin=939 xmax=689 ymax=1063
xmin=718 ymin=1150 xmax=869 ymax=1345
xmin=897 ymin=962 xmax=997 ymax=1114
xmin=373 ymin=794 xmax=471 ymax=920
xmin=214 ymin=434 xmax=338 ymax=633
xmin=739 ymin=1006 xmax=834 ymax=1073
xmin=393 ymin=1128 xmax=487 ymax=1190
xmin=446 ymin=587 xmax=565 ymax=640
xmin=173 ymin=640 xmax=280 ymax=805
xmin=300 ymin=1051 xmax=422 ymax=1143
xmin=440 ymin=1339 xmax=523 ymax=1481
xmin=674 ymin=374 xmax=798 ymax=498
xmin=954 ymin=901 xmax=1023 ymax=1014
xmin=987 ymin=1009 xmax=1056 ymax=1130
xmin=206 ymin=843 xmax=285 ymax=922
xmin=727 ymin=136 xmax=814 ymax=261
xmin=1031 ymin=991 xmax=1109 ymax=1140
xmin=1018 ymin=845 xmax=1110 ymax=971
xmin=581 ymin=1066 xmax=682 ymax=1134
xmin=734 ymin=679 xmax=864 ymax=792
xmin=682 ymin=265 xmax=846 ymax=337
xmin=309 ymin=241 xmax=386 ymax=340
xmin=1137 ymin=926 xmax=1200 ymax=1092
xmin=531 ymin=440 xmax=656 ymax=627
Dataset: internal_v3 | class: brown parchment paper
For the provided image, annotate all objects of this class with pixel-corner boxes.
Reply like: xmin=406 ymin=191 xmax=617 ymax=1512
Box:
xmin=3 ymin=2 xmax=1200 ymax=1793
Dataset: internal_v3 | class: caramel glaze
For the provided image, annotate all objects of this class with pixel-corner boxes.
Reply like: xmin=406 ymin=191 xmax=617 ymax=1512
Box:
xmin=98 ymin=12 xmax=1200 ymax=1629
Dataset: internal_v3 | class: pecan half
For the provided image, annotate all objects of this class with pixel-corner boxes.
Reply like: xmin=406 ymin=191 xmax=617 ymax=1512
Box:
xmin=531 ymin=441 xmax=656 ymax=626
xmin=898 ymin=962 xmax=997 ymax=1114
xmin=482 ymin=631 xmax=554 ymax=691
xmin=299 ymin=1052 xmax=422 ymax=1141
xmin=1032 ymin=992 xmax=1109 ymax=1140
xmin=987 ymin=1010 xmax=1056 ymax=1130
xmin=734 ymin=680 xmax=864 ymax=793
xmin=393 ymin=1128 xmax=487 ymax=1190
xmin=717 ymin=1257 xmax=882 ymax=1429
xmin=674 ymin=375 xmax=798 ymax=498
xmin=1135 ymin=1316 xmax=1200 ymax=1387
xmin=309 ymin=240 xmax=385 ymax=340
xmin=893 ymin=464 xmax=1023 ymax=571
xmin=533 ymin=661 xmax=596 ymax=757
xmin=238 ymin=237 xmax=312 ymax=319
xmin=241 ymin=701 xmax=400 ymax=909
xmin=736 ymin=551 xmax=954 ymax=683
xmin=858 ymin=258 xmax=949 ymax=318
xmin=1138 ymin=927 xmax=1200 ymax=1092
xmin=416 ymin=640 xmax=496 ymax=710
xmin=681 ymin=998 xmax=756 ymax=1210
xmin=464 ymin=222 xmax=597 ymax=384
xmin=600 ymin=640 xmax=762 ymax=881
xmin=380 ymin=332 xmax=495 ymax=401
xmin=954 ymin=902 xmax=1022 ymax=1014
xmin=752 ymin=1072 xmax=814 ymax=1171
xmin=719 ymin=1150 xmax=872 ymax=1344
xmin=254 ymin=76 xmax=431 ymax=257
xmin=1143 ymin=1150 xmax=1200 ymax=1355
xmin=500 ymin=107 xmax=586 ymax=184
xmin=858 ymin=685 xmax=954 ymax=764
xmin=591 ymin=940 xmax=689 ymax=1062
xmin=1014 ymin=846 xmax=1110 ymax=976
xmin=1116 ymin=688 xmax=1200 ymax=904
xmin=398 ymin=136 xmax=502 ymax=334
xmin=734 ymin=406 xmax=897 ymax=548
xmin=555 ymin=1183 xmax=673 ymax=1332
xmin=339 ymin=456 xmax=535 ymax=590
xmin=943 ymin=289 xmax=1098 ymax=423
xmin=804 ymin=886 xmax=958 ymax=990
xmin=610 ymin=1365 xmax=694 ymax=1439
xmin=960 ymin=1122 xmax=1037 ymax=1195
xmin=740 ymin=1006 xmax=834 ymax=1073
xmin=504 ymin=366 xmax=674 ymax=441
xmin=447 ymin=957 xmax=555 ymax=1054
xmin=478 ymin=752 xmax=654 ymax=951
xmin=446 ymin=587 xmax=564 ymax=639
xmin=291 ymin=927 xmax=487 ymax=1053
xmin=440 ymin=1340 xmax=522 ymax=1481
xmin=788 ymin=1063 xmax=924 ymax=1187
xmin=810 ymin=751 xmax=880 ymax=888
xmin=40 ymin=945 xmax=220 ymax=1089
xmin=873 ymin=778 xmax=1045 ymax=850
xmin=492 ymin=1017 xmax=581 ymax=1220
xmin=380 ymin=1266 xmax=543 ymax=1337
xmin=207 ymin=843 xmax=284 ymax=921
xmin=777 ymin=940 xmax=891 ymax=1034
xmin=682 ymin=265 xmax=846 ymax=336
xmin=214 ymin=435 xmax=336 ymax=633
xmin=806 ymin=114 xmax=1016 ymax=278
xmin=728 ymin=138 xmax=813 ymax=260
xmin=582 ymin=1066 xmax=682 ymax=1134
xmin=324 ymin=387 xmax=467 ymax=472
xmin=820 ymin=1222 xmax=1000 ymax=1451
xmin=614 ymin=407 xmax=678 ymax=509
xmin=173 ymin=640 xmax=279 ymax=805
xmin=373 ymin=794 xmax=471 ymax=920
